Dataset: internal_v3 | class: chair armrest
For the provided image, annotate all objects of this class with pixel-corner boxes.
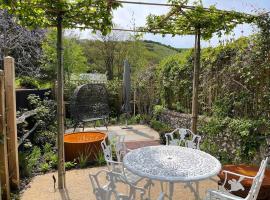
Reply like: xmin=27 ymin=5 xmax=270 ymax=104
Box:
xmin=220 ymin=169 xmax=255 ymax=190
xmin=222 ymin=170 xmax=255 ymax=180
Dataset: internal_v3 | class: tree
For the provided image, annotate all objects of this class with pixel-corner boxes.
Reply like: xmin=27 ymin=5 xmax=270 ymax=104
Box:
xmin=145 ymin=0 xmax=256 ymax=133
xmin=0 ymin=9 xmax=45 ymax=77
xmin=42 ymin=30 xmax=88 ymax=83
xmin=90 ymin=30 xmax=131 ymax=80
xmin=3 ymin=0 xmax=120 ymax=189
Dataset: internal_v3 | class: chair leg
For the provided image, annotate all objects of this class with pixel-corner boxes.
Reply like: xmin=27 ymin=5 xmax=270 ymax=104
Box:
xmin=160 ymin=181 xmax=164 ymax=192
xmin=169 ymin=182 xmax=174 ymax=200
xmin=82 ymin=123 xmax=85 ymax=132
xmin=104 ymin=118 xmax=108 ymax=130
xmin=73 ymin=123 xmax=78 ymax=132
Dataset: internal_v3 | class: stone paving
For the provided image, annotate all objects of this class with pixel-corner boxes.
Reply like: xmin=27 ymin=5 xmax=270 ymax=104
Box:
xmin=21 ymin=167 xmax=218 ymax=200
xmin=66 ymin=124 xmax=160 ymax=142
xmin=21 ymin=125 xmax=219 ymax=200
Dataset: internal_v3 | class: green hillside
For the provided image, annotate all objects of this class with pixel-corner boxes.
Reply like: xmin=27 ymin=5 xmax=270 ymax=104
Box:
xmin=78 ymin=39 xmax=184 ymax=77
xmin=142 ymin=40 xmax=188 ymax=55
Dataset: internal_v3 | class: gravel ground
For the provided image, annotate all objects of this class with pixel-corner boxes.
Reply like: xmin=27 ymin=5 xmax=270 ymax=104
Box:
xmin=20 ymin=166 xmax=219 ymax=200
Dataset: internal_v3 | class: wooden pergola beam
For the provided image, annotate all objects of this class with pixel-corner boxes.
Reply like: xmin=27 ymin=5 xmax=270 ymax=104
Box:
xmin=114 ymin=0 xmax=255 ymax=17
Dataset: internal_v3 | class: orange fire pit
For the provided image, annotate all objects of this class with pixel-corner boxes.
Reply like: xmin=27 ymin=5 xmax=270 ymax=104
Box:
xmin=64 ymin=131 xmax=106 ymax=162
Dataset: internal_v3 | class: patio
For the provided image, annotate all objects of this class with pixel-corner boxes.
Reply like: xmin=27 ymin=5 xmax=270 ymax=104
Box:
xmin=21 ymin=167 xmax=218 ymax=200
xmin=22 ymin=125 xmax=218 ymax=200
xmin=0 ymin=1 xmax=269 ymax=200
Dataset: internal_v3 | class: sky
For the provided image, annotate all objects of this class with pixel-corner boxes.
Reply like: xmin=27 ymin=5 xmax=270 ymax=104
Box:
xmin=73 ymin=0 xmax=270 ymax=48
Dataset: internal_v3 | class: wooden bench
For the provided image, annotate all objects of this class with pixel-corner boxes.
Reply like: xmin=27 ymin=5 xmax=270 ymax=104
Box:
xmin=218 ymin=164 xmax=270 ymax=200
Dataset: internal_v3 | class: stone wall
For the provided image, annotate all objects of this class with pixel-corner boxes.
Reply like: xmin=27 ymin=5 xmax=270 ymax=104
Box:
xmin=159 ymin=109 xmax=209 ymax=130
xmin=159 ymin=109 xmax=192 ymax=129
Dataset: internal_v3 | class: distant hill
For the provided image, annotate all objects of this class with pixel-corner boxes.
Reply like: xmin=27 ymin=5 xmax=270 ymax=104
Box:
xmin=78 ymin=39 xmax=185 ymax=75
xmin=142 ymin=40 xmax=188 ymax=53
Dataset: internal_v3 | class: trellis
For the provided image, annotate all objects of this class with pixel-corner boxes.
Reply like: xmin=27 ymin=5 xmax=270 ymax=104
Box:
xmin=111 ymin=0 xmax=257 ymax=134
xmin=0 ymin=1 xmax=265 ymax=198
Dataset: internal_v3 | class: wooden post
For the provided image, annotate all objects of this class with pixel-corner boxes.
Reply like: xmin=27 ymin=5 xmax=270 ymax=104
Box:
xmin=191 ymin=29 xmax=201 ymax=134
xmin=0 ymin=70 xmax=10 ymax=200
xmin=4 ymin=57 xmax=19 ymax=189
xmin=133 ymin=83 xmax=136 ymax=117
xmin=56 ymin=14 xmax=66 ymax=189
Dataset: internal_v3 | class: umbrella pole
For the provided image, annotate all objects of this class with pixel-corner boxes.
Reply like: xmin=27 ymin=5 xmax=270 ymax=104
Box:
xmin=122 ymin=113 xmax=132 ymax=129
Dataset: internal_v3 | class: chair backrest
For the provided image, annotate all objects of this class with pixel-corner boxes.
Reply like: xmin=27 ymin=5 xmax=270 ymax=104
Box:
xmin=101 ymin=140 xmax=113 ymax=162
xmin=246 ymin=157 xmax=269 ymax=200
xmin=114 ymin=135 xmax=127 ymax=162
xmin=70 ymin=83 xmax=110 ymax=122
xmin=89 ymin=169 xmax=150 ymax=200
xmin=165 ymin=128 xmax=201 ymax=149
xmin=101 ymin=135 xmax=127 ymax=163
xmin=89 ymin=169 xmax=113 ymax=200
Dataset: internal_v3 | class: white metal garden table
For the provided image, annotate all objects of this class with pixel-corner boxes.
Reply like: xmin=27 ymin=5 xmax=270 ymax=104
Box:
xmin=123 ymin=145 xmax=221 ymax=200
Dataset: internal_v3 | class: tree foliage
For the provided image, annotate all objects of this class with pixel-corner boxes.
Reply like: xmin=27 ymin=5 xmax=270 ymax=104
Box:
xmin=146 ymin=0 xmax=256 ymax=39
xmin=3 ymin=0 xmax=120 ymax=34
xmin=0 ymin=10 xmax=45 ymax=76
xmin=41 ymin=30 xmax=88 ymax=82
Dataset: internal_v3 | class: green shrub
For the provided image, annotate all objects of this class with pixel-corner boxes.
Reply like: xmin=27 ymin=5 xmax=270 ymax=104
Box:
xmin=65 ymin=161 xmax=77 ymax=170
xmin=153 ymin=105 xmax=165 ymax=117
xmin=95 ymin=152 xmax=106 ymax=166
xmin=28 ymin=146 xmax=41 ymax=168
xmin=33 ymin=130 xmax=56 ymax=146
xmin=18 ymin=76 xmax=39 ymax=89
xmin=199 ymin=117 xmax=269 ymax=164
xmin=43 ymin=143 xmax=58 ymax=169
xmin=106 ymin=78 xmax=122 ymax=117
xmin=19 ymin=152 xmax=32 ymax=178
xmin=40 ymin=163 xmax=50 ymax=173
xmin=150 ymin=119 xmax=172 ymax=144
xmin=78 ymin=152 xmax=89 ymax=168
xmin=19 ymin=146 xmax=41 ymax=177
xmin=49 ymin=154 xmax=58 ymax=169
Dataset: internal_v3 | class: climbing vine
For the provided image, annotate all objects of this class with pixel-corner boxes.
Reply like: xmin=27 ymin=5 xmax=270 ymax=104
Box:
xmin=146 ymin=0 xmax=256 ymax=39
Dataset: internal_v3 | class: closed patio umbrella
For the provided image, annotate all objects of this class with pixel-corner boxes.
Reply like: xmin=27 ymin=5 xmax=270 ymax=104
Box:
xmin=122 ymin=59 xmax=132 ymax=129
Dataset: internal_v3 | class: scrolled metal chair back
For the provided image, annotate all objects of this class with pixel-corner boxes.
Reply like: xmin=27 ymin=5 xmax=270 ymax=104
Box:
xmin=101 ymin=140 xmax=113 ymax=162
xmin=165 ymin=128 xmax=201 ymax=149
xmin=89 ymin=169 xmax=151 ymax=200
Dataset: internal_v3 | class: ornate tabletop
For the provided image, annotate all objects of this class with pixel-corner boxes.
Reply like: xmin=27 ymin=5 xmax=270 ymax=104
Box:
xmin=123 ymin=145 xmax=221 ymax=182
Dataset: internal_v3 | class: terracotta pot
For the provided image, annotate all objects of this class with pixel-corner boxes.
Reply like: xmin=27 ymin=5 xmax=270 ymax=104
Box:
xmin=64 ymin=131 xmax=106 ymax=162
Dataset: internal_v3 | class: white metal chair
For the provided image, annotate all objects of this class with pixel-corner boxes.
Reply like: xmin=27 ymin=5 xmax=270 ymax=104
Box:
xmin=101 ymin=136 xmax=142 ymax=185
xmin=165 ymin=128 xmax=201 ymax=149
xmin=89 ymin=169 xmax=164 ymax=200
xmin=205 ymin=157 xmax=269 ymax=200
